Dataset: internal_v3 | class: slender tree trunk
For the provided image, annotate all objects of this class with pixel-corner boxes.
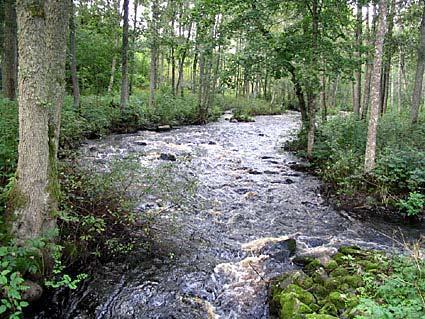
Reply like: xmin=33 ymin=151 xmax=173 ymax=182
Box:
xmin=2 ymin=0 xmax=17 ymax=100
xmin=365 ymin=0 xmax=387 ymax=172
xmin=397 ymin=47 xmax=402 ymax=113
xmin=307 ymin=0 xmax=319 ymax=157
xmin=177 ymin=22 xmax=193 ymax=97
xmin=353 ymin=1 xmax=363 ymax=116
xmin=10 ymin=0 xmax=68 ymax=243
xmin=289 ymin=66 xmax=307 ymax=126
xmin=69 ymin=0 xmax=80 ymax=109
xmin=149 ymin=1 xmax=159 ymax=108
xmin=321 ymin=74 xmax=327 ymax=122
xmin=120 ymin=0 xmax=129 ymax=109
xmin=107 ymin=0 xmax=120 ymax=94
xmin=129 ymin=0 xmax=138 ymax=96
xmin=380 ymin=0 xmax=395 ymax=114
xmin=411 ymin=0 xmax=425 ymax=124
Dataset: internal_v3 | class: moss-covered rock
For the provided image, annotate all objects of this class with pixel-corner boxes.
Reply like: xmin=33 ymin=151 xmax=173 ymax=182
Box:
xmin=269 ymin=246 xmax=391 ymax=319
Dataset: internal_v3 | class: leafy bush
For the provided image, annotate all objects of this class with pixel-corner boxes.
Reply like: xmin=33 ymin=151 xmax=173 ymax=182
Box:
xmin=355 ymin=255 xmax=425 ymax=319
xmin=290 ymin=111 xmax=425 ymax=214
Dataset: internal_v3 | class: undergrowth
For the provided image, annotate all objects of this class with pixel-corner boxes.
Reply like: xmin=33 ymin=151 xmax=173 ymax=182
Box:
xmin=288 ymin=111 xmax=425 ymax=219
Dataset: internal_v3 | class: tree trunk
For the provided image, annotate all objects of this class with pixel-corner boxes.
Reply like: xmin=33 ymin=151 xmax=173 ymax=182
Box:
xmin=10 ymin=0 xmax=68 ymax=243
xmin=129 ymin=0 xmax=138 ymax=96
xmin=380 ymin=0 xmax=395 ymax=115
xmin=307 ymin=0 xmax=319 ymax=157
xmin=107 ymin=0 xmax=120 ymax=94
xmin=321 ymin=74 xmax=327 ymax=122
xmin=69 ymin=0 xmax=80 ymax=109
xmin=411 ymin=0 xmax=425 ymax=124
xmin=2 ymin=0 xmax=17 ymax=100
xmin=353 ymin=1 xmax=362 ymax=116
xmin=362 ymin=4 xmax=376 ymax=119
xmin=149 ymin=1 xmax=159 ymax=108
xmin=365 ymin=0 xmax=387 ymax=172
xmin=120 ymin=0 xmax=129 ymax=109
xmin=177 ymin=22 xmax=193 ymax=97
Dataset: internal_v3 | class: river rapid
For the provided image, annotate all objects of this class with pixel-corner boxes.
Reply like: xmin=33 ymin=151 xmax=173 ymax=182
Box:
xmin=32 ymin=112 xmax=422 ymax=319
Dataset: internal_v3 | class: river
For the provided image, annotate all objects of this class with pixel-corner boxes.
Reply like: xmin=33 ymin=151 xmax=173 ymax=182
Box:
xmin=32 ymin=112 xmax=422 ymax=319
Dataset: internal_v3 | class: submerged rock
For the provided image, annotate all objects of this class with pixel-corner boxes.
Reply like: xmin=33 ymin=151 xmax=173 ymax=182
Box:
xmin=159 ymin=153 xmax=177 ymax=161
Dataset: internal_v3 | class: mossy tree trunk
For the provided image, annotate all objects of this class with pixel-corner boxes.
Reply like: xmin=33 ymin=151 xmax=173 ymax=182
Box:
xmin=9 ymin=0 xmax=68 ymax=244
xmin=2 ymin=0 xmax=17 ymax=100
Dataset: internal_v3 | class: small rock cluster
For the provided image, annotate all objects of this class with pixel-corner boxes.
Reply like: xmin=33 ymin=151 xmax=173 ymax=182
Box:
xmin=270 ymin=246 xmax=387 ymax=319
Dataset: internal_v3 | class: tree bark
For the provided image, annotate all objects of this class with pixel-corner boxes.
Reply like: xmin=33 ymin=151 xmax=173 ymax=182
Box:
xmin=149 ymin=1 xmax=159 ymax=108
xmin=306 ymin=0 xmax=319 ymax=158
xmin=120 ymin=0 xmax=129 ymax=109
xmin=380 ymin=0 xmax=395 ymax=115
xmin=129 ymin=0 xmax=138 ymax=96
xmin=353 ymin=1 xmax=362 ymax=116
xmin=69 ymin=0 xmax=80 ymax=109
xmin=411 ymin=0 xmax=425 ymax=124
xmin=10 ymin=0 xmax=68 ymax=242
xmin=2 ymin=0 xmax=17 ymax=100
xmin=365 ymin=0 xmax=387 ymax=172
xmin=362 ymin=4 xmax=378 ymax=119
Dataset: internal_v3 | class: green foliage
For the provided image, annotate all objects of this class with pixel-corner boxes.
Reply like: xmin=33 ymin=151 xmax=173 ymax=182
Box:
xmin=355 ymin=256 xmax=425 ymax=319
xmin=290 ymin=111 xmax=425 ymax=214
xmin=397 ymin=192 xmax=425 ymax=217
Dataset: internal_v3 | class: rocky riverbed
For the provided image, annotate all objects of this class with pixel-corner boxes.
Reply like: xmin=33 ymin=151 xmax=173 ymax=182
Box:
xmin=31 ymin=112 xmax=423 ymax=319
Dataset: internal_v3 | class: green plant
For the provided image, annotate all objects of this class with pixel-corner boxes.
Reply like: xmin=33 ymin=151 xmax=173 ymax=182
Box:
xmin=355 ymin=256 xmax=425 ymax=319
xmin=397 ymin=192 xmax=425 ymax=217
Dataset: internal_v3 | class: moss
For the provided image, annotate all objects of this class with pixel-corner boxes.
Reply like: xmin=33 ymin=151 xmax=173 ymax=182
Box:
xmin=319 ymin=302 xmax=338 ymax=316
xmin=25 ymin=1 xmax=45 ymax=18
xmin=330 ymin=266 xmax=349 ymax=277
xmin=325 ymin=260 xmax=338 ymax=271
xmin=305 ymin=259 xmax=322 ymax=273
xmin=286 ymin=284 xmax=315 ymax=305
xmin=7 ymin=179 xmax=28 ymax=212
xmin=279 ymin=293 xmax=313 ymax=319
xmin=342 ymin=275 xmax=363 ymax=288
xmin=305 ymin=315 xmax=338 ymax=319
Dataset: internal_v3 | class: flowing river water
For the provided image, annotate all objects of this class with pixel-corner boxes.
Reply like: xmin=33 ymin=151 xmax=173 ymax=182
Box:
xmin=33 ymin=112 xmax=422 ymax=319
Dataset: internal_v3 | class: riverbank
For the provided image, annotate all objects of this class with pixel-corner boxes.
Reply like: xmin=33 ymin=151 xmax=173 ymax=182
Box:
xmin=286 ymin=112 xmax=425 ymax=224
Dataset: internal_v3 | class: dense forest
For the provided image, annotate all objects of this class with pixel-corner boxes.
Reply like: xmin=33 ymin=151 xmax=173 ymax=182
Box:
xmin=0 ymin=0 xmax=424 ymax=318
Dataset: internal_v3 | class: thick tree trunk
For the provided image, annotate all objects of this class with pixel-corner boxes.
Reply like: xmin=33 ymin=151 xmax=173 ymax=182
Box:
xmin=177 ymin=22 xmax=192 ymax=97
xmin=120 ymin=0 xmax=129 ymax=109
xmin=69 ymin=0 xmax=80 ymax=109
xmin=365 ymin=0 xmax=387 ymax=172
xmin=411 ymin=0 xmax=425 ymax=124
xmin=353 ymin=2 xmax=362 ymax=116
xmin=2 ymin=0 xmax=17 ymax=100
xmin=10 ymin=0 xmax=68 ymax=242
xmin=149 ymin=1 xmax=159 ymax=108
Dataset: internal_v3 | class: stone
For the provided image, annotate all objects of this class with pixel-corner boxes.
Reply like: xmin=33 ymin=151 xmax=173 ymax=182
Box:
xmin=156 ymin=125 xmax=172 ymax=132
xmin=135 ymin=141 xmax=148 ymax=146
xmin=159 ymin=153 xmax=177 ymax=161
xmin=21 ymin=280 xmax=43 ymax=302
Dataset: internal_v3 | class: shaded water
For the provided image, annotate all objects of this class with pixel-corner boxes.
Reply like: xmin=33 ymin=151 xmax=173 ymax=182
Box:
xmin=33 ymin=112 xmax=422 ymax=319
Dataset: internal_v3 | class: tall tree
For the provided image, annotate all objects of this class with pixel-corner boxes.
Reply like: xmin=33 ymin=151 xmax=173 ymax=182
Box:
xmin=365 ymin=0 xmax=387 ymax=172
xmin=120 ymin=0 xmax=130 ymax=109
xmin=149 ymin=1 xmax=160 ymax=108
xmin=353 ymin=0 xmax=363 ymax=116
xmin=10 ymin=0 xmax=69 ymax=242
xmin=2 ymin=0 xmax=17 ymax=100
xmin=69 ymin=0 xmax=80 ymax=109
xmin=411 ymin=0 xmax=425 ymax=124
